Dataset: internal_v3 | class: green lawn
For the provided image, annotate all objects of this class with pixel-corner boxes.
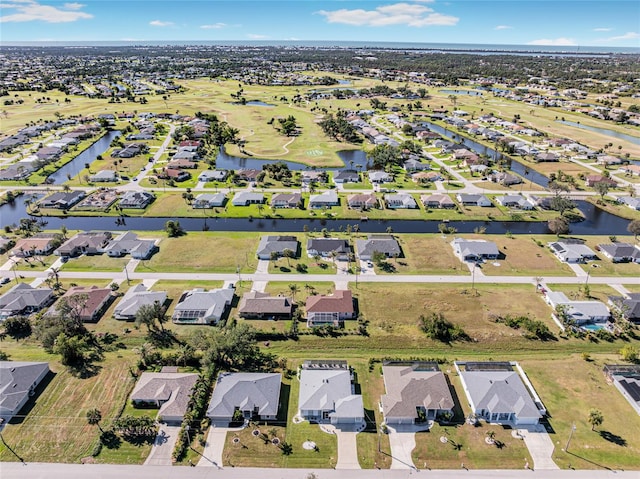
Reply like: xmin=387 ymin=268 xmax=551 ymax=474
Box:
xmin=62 ymin=254 xmax=130 ymax=272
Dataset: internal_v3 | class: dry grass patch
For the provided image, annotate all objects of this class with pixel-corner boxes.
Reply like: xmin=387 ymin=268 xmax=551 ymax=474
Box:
xmin=396 ymin=234 xmax=465 ymax=275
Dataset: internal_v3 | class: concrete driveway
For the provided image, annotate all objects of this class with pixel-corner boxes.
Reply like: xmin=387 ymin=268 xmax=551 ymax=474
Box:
xmin=335 ymin=430 xmax=361 ymax=470
xmin=387 ymin=426 xmax=418 ymax=470
xmin=198 ymin=426 xmax=242 ymax=468
xmin=144 ymin=424 xmax=181 ymax=466
xmin=519 ymin=425 xmax=559 ymax=470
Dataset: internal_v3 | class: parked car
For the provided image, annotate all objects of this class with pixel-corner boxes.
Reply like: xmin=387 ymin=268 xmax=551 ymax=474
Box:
xmin=1 ymin=277 xmax=11 ymax=284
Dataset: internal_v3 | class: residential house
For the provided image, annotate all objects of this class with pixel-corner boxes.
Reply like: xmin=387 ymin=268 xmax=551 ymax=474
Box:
xmin=10 ymin=236 xmax=56 ymax=257
xmin=231 ymin=192 xmax=265 ymax=206
xmin=495 ymin=195 xmax=535 ymax=210
xmin=49 ymin=286 xmax=113 ymax=323
xmin=308 ymin=190 xmax=339 ymax=209
xmin=306 ymin=238 xmax=350 ymax=260
xmin=130 ymin=370 xmax=199 ymax=424
xmin=598 ymin=243 xmax=640 ymax=263
xmin=112 ymin=143 xmax=146 ymax=158
xmin=356 ymin=235 xmax=401 ymax=261
xmin=207 ymin=372 xmax=282 ymax=424
xmin=421 ymin=194 xmax=456 ymax=209
xmin=167 ymin=158 xmax=198 ymax=170
xmin=89 ymin=170 xmax=118 ymax=182
xmin=381 ymin=361 xmax=454 ymax=424
xmin=545 ymin=291 xmax=610 ymax=326
xmin=456 ymin=193 xmax=492 ymax=207
xmin=118 ymin=191 xmax=155 ymax=208
xmin=39 ymin=191 xmax=85 ymax=209
xmin=0 ymin=362 xmax=50 ymax=422
xmin=172 ymin=287 xmax=234 ymax=325
xmin=456 ymin=361 xmax=545 ymax=425
xmin=238 ymin=291 xmax=293 ymax=320
xmin=619 ymin=196 xmax=640 ymax=211
xmin=103 ymin=231 xmax=157 ymax=259
xmin=403 ymin=158 xmax=430 ymax=172
xmin=412 ymin=171 xmax=442 ymax=183
xmin=54 ymin=231 xmax=112 ymax=257
xmin=603 ymin=365 xmax=640 ymax=416
xmin=384 ymin=193 xmax=417 ymax=209
xmin=333 ymin=170 xmax=360 ymax=184
xmin=451 ymin=238 xmax=500 ymax=262
xmin=608 ymin=293 xmax=640 ymax=323
xmin=534 ymin=152 xmax=560 ymax=162
xmin=548 ymin=241 xmax=597 ymax=263
xmin=586 ymin=175 xmax=617 ymax=188
xmin=159 ymin=168 xmax=191 ymax=182
xmin=0 ymin=283 xmax=54 ymax=319
xmin=298 ymin=360 xmax=364 ymax=426
xmin=198 ymin=170 xmax=228 ymax=182
xmin=236 ymin=169 xmax=262 ymax=182
xmin=113 ymin=284 xmax=167 ymax=321
xmin=368 ymin=171 xmax=393 ymax=183
xmin=256 ymin=236 xmax=299 ymax=260
xmin=491 ymin=172 xmax=523 ymax=186
xmin=192 ymin=193 xmax=227 ymax=209
xmin=347 ymin=193 xmax=378 ymax=210
xmin=271 ymin=192 xmax=301 ymax=209
xmin=306 ymin=290 xmax=354 ymax=327
xmin=301 ymin=171 xmax=326 ymax=184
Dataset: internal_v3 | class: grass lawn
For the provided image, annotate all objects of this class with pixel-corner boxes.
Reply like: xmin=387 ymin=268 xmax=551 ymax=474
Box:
xmin=268 ymin=250 xmax=339 ymax=275
xmin=224 ymin=425 xmax=288 ymax=468
xmin=391 ymin=234 xmax=466 ymax=275
xmin=545 ymin=283 xmax=620 ymax=304
xmin=62 ymin=254 xmax=130 ymax=272
xmin=574 ymin=235 xmax=640 ymax=277
xmin=138 ymin=231 xmax=260 ymax=274
xmin=477 ymin=234 xmax=574 ymax=277
xmin=523 ymin=354 xmax=640 ymax=470
xmin=264 ymin=281 xmax=337 ymax=304
xmin=0 ymin=351 xmax=138 ymax=463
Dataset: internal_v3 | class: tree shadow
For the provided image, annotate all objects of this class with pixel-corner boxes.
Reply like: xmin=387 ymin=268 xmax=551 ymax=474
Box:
xmin=100 ymin=429 xmax=122 ymax=450
xmin=599 ymin=430 xmax=627 ymax=447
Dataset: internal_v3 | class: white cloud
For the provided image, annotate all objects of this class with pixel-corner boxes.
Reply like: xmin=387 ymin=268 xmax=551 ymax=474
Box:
xmin=200 ymin=22 xmax=227 ymax=29
xmin=494 ymin=25 xmax=512 ymax=30
xmin=593 ymin=27 xmax=612 ymax=32
xmin=0 ymin=0 xmax=92 ymax=23
xmin=604 ymin=31 xmax=639 ymax=42
xmin=527 ymin=37 xmax=577 ymax=46
xmin=247 ymin=33 xmax=269 ymax=39
xmin=316 ymin=2 xmax=459 ymax=27
xmin=149 ymin=20 xmax=174 ymax=27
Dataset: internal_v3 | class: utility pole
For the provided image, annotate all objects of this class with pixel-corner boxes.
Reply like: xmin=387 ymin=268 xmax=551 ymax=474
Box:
xmin=565 ymin=423 xmax=576 ymax=452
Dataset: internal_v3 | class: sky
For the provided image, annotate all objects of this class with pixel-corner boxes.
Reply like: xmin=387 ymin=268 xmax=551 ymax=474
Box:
xmin=1 ymin=0 xmax=639 ymax=48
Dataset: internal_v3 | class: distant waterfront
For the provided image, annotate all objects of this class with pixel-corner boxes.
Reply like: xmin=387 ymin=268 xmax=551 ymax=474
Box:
xmin=2 ymin=40 xmax=638 ymax=55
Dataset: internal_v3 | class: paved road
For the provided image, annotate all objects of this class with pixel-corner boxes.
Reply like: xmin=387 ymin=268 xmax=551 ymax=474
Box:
xmin=1 ymin=462 xmax=635 ymax=478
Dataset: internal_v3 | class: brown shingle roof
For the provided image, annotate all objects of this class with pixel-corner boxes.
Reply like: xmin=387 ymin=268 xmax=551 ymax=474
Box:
xmin=306 ymin=290 xmax=353 ymax=314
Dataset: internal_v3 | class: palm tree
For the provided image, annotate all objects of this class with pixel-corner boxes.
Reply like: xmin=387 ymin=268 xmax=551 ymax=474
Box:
xmin=86 ymin=408 xmax=103 ymax=432
xmin=588 ymin=409 xmax=604 ymax=431
xmin=288 ymin=284 xmax=300 ymax=302
xmin=283 ymin=248 xmax=294 ymax=267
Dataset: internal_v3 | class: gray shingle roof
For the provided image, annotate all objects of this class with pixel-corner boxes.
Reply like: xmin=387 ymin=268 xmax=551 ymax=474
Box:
xmin=0 ymin=283 xmax=53 ymax=315
xmin=207 ymin=372 xmax=281 ymax=419
xmin=356 ymin=236 xmax=401 ymax=258
xmin=130 ymin=372 xmax=198 ymax=420
xmin=113 ymin=284 xmax=167 ymax=320
xmin=257 ymin=236 xmax=299 ymax=258
xmin=0 ymin=361 xmax=49 ymax=417
xmin=299 ymin=368 xmax=353 ymax=412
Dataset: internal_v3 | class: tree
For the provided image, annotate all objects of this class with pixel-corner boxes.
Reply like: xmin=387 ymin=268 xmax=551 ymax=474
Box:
xmin=620 ymin=344 xmax=638 ymax=363
xmin=2 ymin=315 xmax=32 ymax=339
xmin=548 ymin=217 xmax=569 ymax=237
xmin=53 ymin=333 xmax=89 ymax=366
xmin=86 ymin=408 xmax=103 ymax=432
xmin=283 ymin=248 xmax=295 ymax=267
xmin=628 ymin=219 xmax=640 ymax=240
xmin=593 ymin=181 xmax=610 ymax=200
xmin=164 ymin=220 xmax=185 ymax=237
xmin=288 ymin=284 xmax=300 ymax=302
xmin=418 ymin=312 xmax=468 ymax=343
xmin=135 ymin=301 xmax=168 ymax=333
xmin=588 ymin=409 xmax=604 ymax=431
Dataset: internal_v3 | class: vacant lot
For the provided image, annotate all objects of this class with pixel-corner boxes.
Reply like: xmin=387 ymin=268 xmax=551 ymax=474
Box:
xmin=62 ymin=254 xmax=130 ymax=272
xmin=139 ymin=232 xmax=259 ymax=273
xmin=523 ymin=354 xmax=640 ymax=470
xmin=389 ymin=234 xmax=466 ymax=275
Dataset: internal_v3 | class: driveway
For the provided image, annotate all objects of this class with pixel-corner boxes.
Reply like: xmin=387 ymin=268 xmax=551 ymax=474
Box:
xmin=197 ymin=426 xmax=238 ymax=468
xmin=387 ymin=426 xmax=418 ymax=470
xmin=335 ymin=430 xmax=361 ymax=470
xmin=144 ymin=424 xmax=181 ymax=466
xmin=519 ymin=425 xmax=559 ymax=470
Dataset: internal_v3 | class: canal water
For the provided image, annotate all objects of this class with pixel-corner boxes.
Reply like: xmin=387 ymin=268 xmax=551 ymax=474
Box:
xmin=46 ymin=130 xmax=122 ymax=184
xmin=556 ymin=120 xmax=640 ymax=146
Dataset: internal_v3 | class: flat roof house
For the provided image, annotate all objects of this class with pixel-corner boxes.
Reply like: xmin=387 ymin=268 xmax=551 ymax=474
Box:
xmin=456 ymin=361 xmax=545 ymax=426
xmin=172 ymin=287 xmax=234 ymax=325
xmin=113 ymin=284 xmax=167 ymax=321
xmin=0 ymin=361 xmax=50 ymax=422
xmin=381 ymin=361 xmax=454 ymax=425
xmin=306 ymin=290 xmax=354 ymax=327
xmin=451 ymin=237 xmax=500 ymax=262
xmin=207 ymin=372 xmax=282 ymax=424
xmin=238 ymin=291 xmax=293 ymax=320
xmin=130 ymin=370 xmax=199 ymax=424
xmin=298 ymin=361 xmax=364 ymax=426
xmin=256 ymin=235 xmax=299 ymax=260
xmin=356 ymin=235 xmax=401 ymax=261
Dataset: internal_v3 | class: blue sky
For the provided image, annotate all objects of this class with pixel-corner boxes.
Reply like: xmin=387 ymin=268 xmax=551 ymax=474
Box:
xmin=1 ymin=0 xmax=639 ymax=47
